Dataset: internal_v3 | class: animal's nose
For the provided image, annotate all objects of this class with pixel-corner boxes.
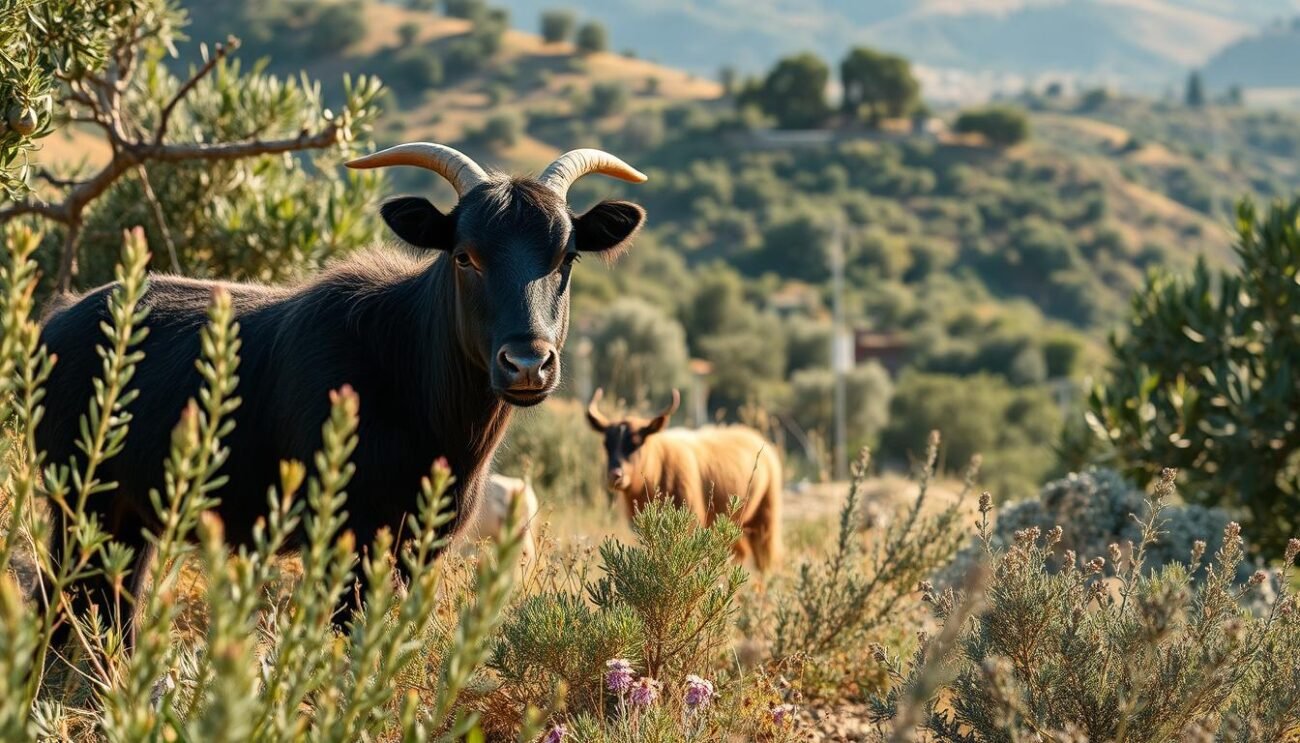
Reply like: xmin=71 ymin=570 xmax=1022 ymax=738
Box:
xmin=608 ymin=468 xmax=624 ymax=485
xmin=496 ymin=341 xmax=557 ymax=390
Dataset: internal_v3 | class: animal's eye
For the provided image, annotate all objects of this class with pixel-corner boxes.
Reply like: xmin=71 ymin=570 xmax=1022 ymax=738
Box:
xmin=562 ymin=252 xmax=580 ymax=268
xmin=454 ymin=253 xmax=473 ymax=269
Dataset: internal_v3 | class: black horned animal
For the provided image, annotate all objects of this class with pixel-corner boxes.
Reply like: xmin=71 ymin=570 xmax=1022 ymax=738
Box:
xmin=36 ymin=144 xmax=647 ymax=630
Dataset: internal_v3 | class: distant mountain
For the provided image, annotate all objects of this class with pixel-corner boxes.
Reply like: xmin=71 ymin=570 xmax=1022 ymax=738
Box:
xmin=500 ymin=0 xmax=1300 ymax=89
xmin=1203 ymin=20 xmax=1300 ymax=89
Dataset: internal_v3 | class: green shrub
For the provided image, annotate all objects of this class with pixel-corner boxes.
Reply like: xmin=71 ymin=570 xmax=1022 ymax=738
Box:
xmin=490 ymin=499 xmax=746 ymax=725
xmin=490 ymin=593 xmax=643 ymax=713
xmin=1087 ymin=199 xmax=1300 ymax=552
xmin=443 ymin=0 xmax=486 ymax=20
xmin=575 ymin=21 xmax=608 ymax=55
xmin=472 ymin=112 xmax=524 ymax=148
xmin=939 ymin=467 xmax=1246 ymax=588
xmin=302 ymin=1 xmax=368 ymax=57
xmin=388 ymin=48 xmax=444 ymax=93
xmin=769 ymin=439 xmax=969 ymax=698
xmin=954 ymin=105 xmax=1031 ymax=147
xmin=587 ymin=82 xmax=630 ymax=118
xmin=589 ymin=499 xmax=746 ymax=681
xmin=540 ymin=9 xmax=575 ymax=44
xmin=585 ymin=297 xmax=690 ymax=405
xmin=872 ymin=469 xmax=1300 ymax=740
xmin=881 ymin=371 xmax=1061 ymax=499
xmin=788 ymin=362 xmax=893 ymax=455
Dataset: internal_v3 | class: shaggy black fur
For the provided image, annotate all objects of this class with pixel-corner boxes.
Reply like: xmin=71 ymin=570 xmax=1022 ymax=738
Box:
xmin=36 ymin=174 xmax=645 ymax=630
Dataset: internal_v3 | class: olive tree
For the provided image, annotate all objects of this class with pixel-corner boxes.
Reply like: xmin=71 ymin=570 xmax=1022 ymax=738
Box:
xmin=1088 ymin=199 xmax=1300 ymax=552
xmin=587 ymin=297 xmax=690 ymax=406
xmin=0 ymin=0 xmax=383 ymax=290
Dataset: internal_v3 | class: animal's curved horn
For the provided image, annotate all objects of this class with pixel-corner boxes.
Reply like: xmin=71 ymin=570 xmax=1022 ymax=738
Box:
xmin=655 ymin=389 xmax=681 ymax=420
xmin=586 ymin=387 xmax=610 ymax=431
xmin=539 ymin=148 xmax=647 ymax=197
xmin=345 ymin=142 xmax=488 ymax=197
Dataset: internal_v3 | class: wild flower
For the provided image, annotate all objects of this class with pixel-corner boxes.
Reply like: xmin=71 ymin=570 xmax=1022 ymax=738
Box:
xmin=543 ymin=723 xmax=567 ymax=743
xmin=770 ymin=703 xmax=796 ymax=727
xmin=1286 ymin=538 xmax=1299 ymax=564
xmin=606 ymin=658 xmax=636 ymax=694
xmin=628 ymin=677 xmax=661 ymax=707
xmin=683 ymin=675 xmax=714 ymax=709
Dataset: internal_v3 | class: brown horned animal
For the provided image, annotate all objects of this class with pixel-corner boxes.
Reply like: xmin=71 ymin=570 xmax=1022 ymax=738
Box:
xmin=586 ymin=388 xmax=782 ymax=571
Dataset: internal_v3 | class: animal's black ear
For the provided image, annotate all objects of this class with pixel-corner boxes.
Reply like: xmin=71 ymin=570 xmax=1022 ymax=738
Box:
xmin=380 ymin=197 xmax=455 ymax=251
xmin=573 ymin=200 xmax=646 ymax=259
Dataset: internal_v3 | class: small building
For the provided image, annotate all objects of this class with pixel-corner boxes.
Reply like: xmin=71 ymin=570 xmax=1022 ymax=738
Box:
xmin=854 ymin=331 xmax=910 ymax=374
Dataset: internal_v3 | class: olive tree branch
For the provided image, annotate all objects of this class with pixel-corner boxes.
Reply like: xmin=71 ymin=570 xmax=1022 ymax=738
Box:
xmin=0 ymin=125 xmax=342 ymax=289
xmin=155 ymin=38 xmax=238 ymax=145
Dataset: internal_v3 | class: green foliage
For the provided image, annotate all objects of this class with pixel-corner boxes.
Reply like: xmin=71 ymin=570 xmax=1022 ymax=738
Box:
xmin=940 ymin=467 xmax=1246 ymax=588
xmin=443 ymin=0 xmax=486 ymax=20
xmin=954 ymin=105 xmax=1031 ymax=147
xmin=387 ymin=47 xmax=444 ymax=95
xmin=69 ymin=63 xmax=384 ymax=285
xmin=489 ymin=499 xmax=746 ymax=730
xmin=882 ymin=372 xmax=1061 ymax=498
xmin=576 ymin=21 xmax=609 ymax=55
xmin=588 ymin=82 xmax=630 ymax=118
xmin=185 ymin=0 xmax=369 ymax=65
xmin=540 ymin=9 xmax=577 ymax=45
xmin=1087 ymin=199 xmax=1300 ymax=552
xmin=771 ymin=441 xmax=968 ymax=694
xmin=1186 ymin=70 xmax=1206 ymax=108
xmin=840 ymin=46 xmax=920 ymax=124
xmin=589 ymin=499 xmax=746 ymax=680
xmin=491 ymin=592 xmax=644 ymax=713
xmin=740 ymin=52 xmax=831 ymax=129
xmin=873 ymin=470 xmax=1300 ymax=741
xmin=0 ymin=0 xmax=127 ymax=200
xmin=5 ymin=0 xmax=383 ymax=291
xmin=585 ymin=297 xmax=690 ymax=406
xmin=470 ymin=112 xmax=523 ymax=149
xmin=788 ymin=362 xmax=893 ymax=455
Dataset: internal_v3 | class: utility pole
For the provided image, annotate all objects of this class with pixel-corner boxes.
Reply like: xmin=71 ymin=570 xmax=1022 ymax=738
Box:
xmin=830 ymin=216 xmax=851 ymax=481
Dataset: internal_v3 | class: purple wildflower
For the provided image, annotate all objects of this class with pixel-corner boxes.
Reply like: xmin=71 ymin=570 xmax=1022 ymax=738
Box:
xmin=684 ymin=674 xmax=715 ymax=709
xmin=628 ymin=677 xmax=661 ymax=707
xmin=543 ymin=724 xmax=567 ymax=743
xmin=605 ymin=658 xmax=635 ymax=694
xmin=770 ymin=703 xmax=796 ymax=727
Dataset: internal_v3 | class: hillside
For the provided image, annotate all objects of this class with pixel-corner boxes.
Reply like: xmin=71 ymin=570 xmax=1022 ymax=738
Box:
xmin=31 ymin=0 xmax=1300 ymax=494
xmin=496 ymin=0 xmax=1299 ymax=92
xmin=1203 ymin=19 xmax=1300 ymax=90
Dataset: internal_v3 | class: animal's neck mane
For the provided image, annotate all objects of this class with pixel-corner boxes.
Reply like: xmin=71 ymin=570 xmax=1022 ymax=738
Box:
xmin=343 ymin=252 xmax=514 ymax=479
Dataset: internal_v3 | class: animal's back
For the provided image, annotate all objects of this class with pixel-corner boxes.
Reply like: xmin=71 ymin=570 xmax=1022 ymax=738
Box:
xmin=656 ymin=425 xmax=778 ymax=502
xmin=37 ymin=276 xmax=290 ymax=531
xmin=461 ymin=474 xmax=539 ymax=562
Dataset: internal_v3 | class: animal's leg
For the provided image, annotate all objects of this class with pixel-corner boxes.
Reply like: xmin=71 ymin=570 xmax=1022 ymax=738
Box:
xmin=732 ymin=532 xmax=753 ymax=566
xmin=45 ymin=512 xmax=152 ymax=656
xmin=746 ymin=483 xmax=782 ymax=573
